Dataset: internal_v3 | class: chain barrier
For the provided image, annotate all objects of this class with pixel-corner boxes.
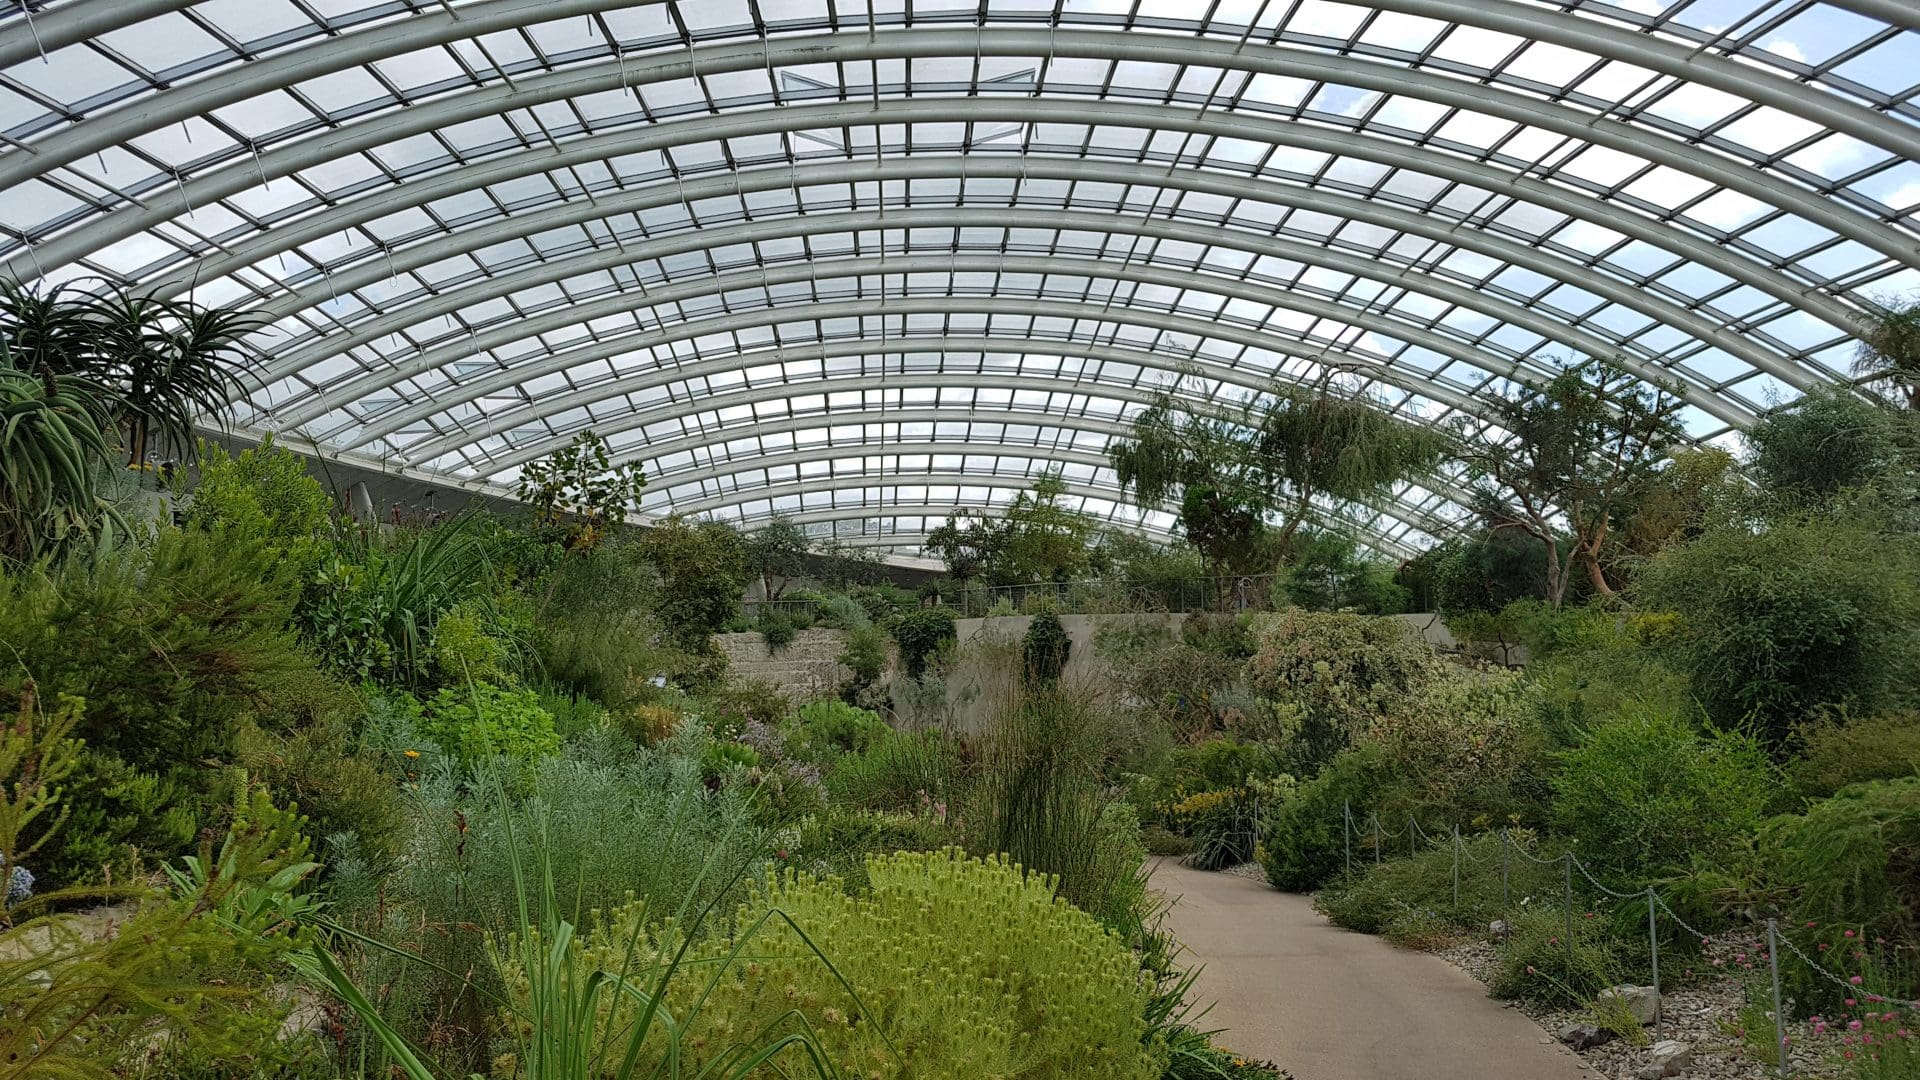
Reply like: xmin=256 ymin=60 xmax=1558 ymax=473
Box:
xmin=1334 ymin=804 xmax=1919 ymax=1076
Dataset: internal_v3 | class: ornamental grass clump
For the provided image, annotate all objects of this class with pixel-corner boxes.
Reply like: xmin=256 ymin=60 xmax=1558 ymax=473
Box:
xmin=661 ymin=847 xmax=1166 ymax=1079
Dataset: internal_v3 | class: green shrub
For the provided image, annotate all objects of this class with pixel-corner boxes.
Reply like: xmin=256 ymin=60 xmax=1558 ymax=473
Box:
xmin=700 ymin=678 xmax=790 ymax=737
xmin=1258 ymin=744 xmax=1402 ymax=891
xmin=535 ymin=848 xmax=1166 ymax=1079
xmin=635 ymin=516 xmax=748 ymax=650
xmin=1094 ymin=619 xmax=1242 ymax=741
xmin=1022 ymin=610 xmax=1072 ymax=684
xmin=411 ymin=683 xmax=560 ymax=763
xmin=1748 ymin=384 xmax=1912 ymax=506
xmin=755 ymin=606 xmax=798 ymax=651
xmin=1550 ymin=709 xmax=1779 ymax=879
xmin=1316 ymin=832 xmax=1562 ymax=947
xmin=1636 ymin=515 xmax=1920 ymax=744
xmin=836 ymin=622 xmax=888 ymax=699
xmin=789 ymin=699 xmax=890 ymax=759
xmin=1358 ymin=665 xmax=1551 ymax=826
xmin=1789 ymin=710 xmax=1920 ymax=799
xmin=1765 ymin=777 xmax=1920 ymax=1008
xmin=826 ymin=730 xmax=962 ymax=813
xmin=234 ymin=712 xmax=405 ymax=870
xmin=893 ymin=606 xmax=957 ymax=678
xmin=788 ymin=805 xmax=957 ymax=889
xmin=1244 ymin=610 xmax=1448 ymax=771
xmin=298 ymin=514 xmax=494 ymax=687
xmin=1485 ymin=906 xmax=1628 ymax=1006
xmin=184 ymin=434 xmax=330 ymax=572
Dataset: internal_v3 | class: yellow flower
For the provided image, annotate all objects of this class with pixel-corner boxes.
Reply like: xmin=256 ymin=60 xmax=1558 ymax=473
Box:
xmin=403 ymin=748 xmax=421 ymax=759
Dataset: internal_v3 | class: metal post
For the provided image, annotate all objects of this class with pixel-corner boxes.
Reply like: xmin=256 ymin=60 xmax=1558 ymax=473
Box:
xmin=1563 ymin=855 xmax=1576 ymax=980
xmin=1373 ymin=816 xmax=1381 ymax=864
xmin=1647 ymin=887 xmax=1662 ymax=1041
xmin=1452 ymin=825 xmax=1461 ymax=911
xmin=1343 ymin=801 xmax=1352 ymax=877
xmin=1409 ymin=817 xmax=1416 ymax=858
xmin=1767 ymin=918 xmax=1788 ymax=1077
xmin=1501 ymin=830 xmax=1511 ymax=911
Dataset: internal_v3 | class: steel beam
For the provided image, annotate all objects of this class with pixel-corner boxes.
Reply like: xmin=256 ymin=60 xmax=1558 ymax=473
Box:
xmin=242 ymin=160 xmax=1809 ymax=404
xmin=637 ymin=438 xmax=1456 ymax=544
xmin=138 ymin=98 xmax=1866 ymax=347
xmin=667 ymin=471 xmax=1439 ymax=557
xmin=264 ymin=240 xmax=1749 ymax=450
xmin=10 ymin=27 xmax=1908 ymax=281
xmin=0 ymin=0 xmax=197 ymax=70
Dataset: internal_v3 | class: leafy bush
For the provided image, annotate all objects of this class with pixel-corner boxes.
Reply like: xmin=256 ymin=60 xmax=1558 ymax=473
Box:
xmin=613 ymin=702 xmax=684 ymax=746
xmin=234 ymin=711 xmax=405 ymax=870
xmin=635 ymin=515 xmax=748 ymax=650
xmin=789 ymin=699 xmax=890 ymax=759
xmin=1244 ymin=610 xmax=1448 ymax=771
xmin=1485 ymin=905 xmax=1629 ymax=1006
xmin=826 ymin=730 xmax=962 ymax=813
xmin=1358 ymin=665 xmax=1551 ymax=826
xmin=298 ymin=514 xmax=494 ymax=687
xmin=184 ymin=435 xmax=330 ymax=572
xmin=1022 ymin=609 xmax=1072 ymax=684
xmin=755 ymin=606 xmax=798 ymax=651
xmin=787 ymin=805 xmax=956 ymax=889
xmin=1765 ymin=778 xmax=1920 ymax=979
xmin=1096 ymin=618 xmax=1244 ymax=741
xmin=1258 ymin=745 xmax=1402 ymax=891
xmin=1747 ymin=384 xmax=1912 ymax=506
xmin=0 ymin=527 xmax=315 ymax=883
xmin=1549 ymin=709 xmax=1779 ymax=879
xmin=1636 ymin=515 xmax=1920 ymax=744
xmin=635 ymin=848 xmax=1167 ymax=1079
xmin=837 ymin=621 xmax=888 ymax=699
xmin=410 ymin=683 xmax=560 ymax=763
xmin=1790 ymin=710 xmax=1920 ymax=799
xmin=893 ymin=606 xmax=957 ymax=678
xmin=700 ymin=678 xmax=790 ymax=737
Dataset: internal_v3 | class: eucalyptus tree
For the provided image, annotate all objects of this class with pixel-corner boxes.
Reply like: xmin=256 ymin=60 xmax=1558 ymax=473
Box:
xmin=1108 ymin=375 xmax=1447 ymax=575
xmin=1458 ymin=358 xmax=1685 ymax=607
xmin=745 ymin=515 xmax=812 ymax=599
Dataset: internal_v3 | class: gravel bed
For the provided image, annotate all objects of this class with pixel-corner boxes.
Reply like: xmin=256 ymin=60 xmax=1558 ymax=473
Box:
xmin=1436 ymin=933 xmax=1841 ymax=1080
xmin=1220 ymin=861 xmax=1269 ymax=882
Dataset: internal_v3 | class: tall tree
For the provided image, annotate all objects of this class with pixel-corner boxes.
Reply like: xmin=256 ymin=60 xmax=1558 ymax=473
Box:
xmin=1852 ymin=293 xmax=1920 ymax=410
xmin=745 ymin=515 xmax=811 ymax=599
xmin=1110 ymin=375 xmax=1446 ymax=574
xmin=926 ymin=473 xmax=1097 ymax=585
xmin=1459 ymin=358 xmax=1684 ymax=607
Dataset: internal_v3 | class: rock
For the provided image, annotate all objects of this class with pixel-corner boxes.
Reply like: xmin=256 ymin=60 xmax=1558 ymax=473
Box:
xmin=1597 ymin=984 xmax=1661 ymax=1026
xmin=1634 ymin=1040 xmax=1692 ymax=1079
xmin=1489 ymin=919 xmax=1511 ymax=942
xmin=1557 ymin=1022 xmax=1616 ymax=1050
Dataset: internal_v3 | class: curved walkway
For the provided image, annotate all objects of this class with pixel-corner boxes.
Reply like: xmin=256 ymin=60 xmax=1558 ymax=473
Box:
xmin=1151 ymin=858 xmax=1591 ymax=1080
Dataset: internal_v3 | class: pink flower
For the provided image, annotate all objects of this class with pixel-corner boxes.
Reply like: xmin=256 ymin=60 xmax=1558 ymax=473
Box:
xmin=1847 ymin=998 xmax=1857 ymax=1007
xmin=1820 ymin=942 xmax=1831 ymax=951
xmin=1850 ymin=1021 xmax=1864 ymax=1031
xmin=1526 ymin=965 xmax=1537 ymax=975
xmin=1845 ymin=930 xmax=1857 ymax=939
xmin=1851 ymin=976 xmax=1865 ymax=986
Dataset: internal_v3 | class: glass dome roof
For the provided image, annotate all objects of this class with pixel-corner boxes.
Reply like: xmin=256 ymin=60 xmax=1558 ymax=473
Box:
xmin=3 ymin=0 xmax=1915 ymax=556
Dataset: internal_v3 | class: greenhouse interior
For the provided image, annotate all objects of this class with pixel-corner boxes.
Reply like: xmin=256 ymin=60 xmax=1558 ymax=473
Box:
xmin=0 ymin=0 xmax=1917 ymax=1077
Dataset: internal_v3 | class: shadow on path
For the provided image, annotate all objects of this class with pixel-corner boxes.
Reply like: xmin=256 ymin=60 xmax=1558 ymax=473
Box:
xmin=1151 ymin=857 xmax=1592 ymax=1080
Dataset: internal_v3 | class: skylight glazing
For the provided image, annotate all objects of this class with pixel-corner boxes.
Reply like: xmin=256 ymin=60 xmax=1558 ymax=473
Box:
xmin=2 ymin=0 xmax=1914 ymax=555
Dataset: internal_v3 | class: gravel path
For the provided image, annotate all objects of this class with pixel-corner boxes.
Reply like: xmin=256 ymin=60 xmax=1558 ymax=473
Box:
xmin=1151 ymin=858 xmax=1592 ymax=1080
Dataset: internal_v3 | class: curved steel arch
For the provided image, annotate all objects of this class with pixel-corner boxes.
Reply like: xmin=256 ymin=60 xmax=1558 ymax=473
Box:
xmin=12 ymin=25 xmax=1911 ymax=284
xmin=413 ymin=361 xmax=1484 ymax=514
xmin=304 ymin=278 xmax=1510 ymax=462
xmin=267 ymin=239 xmax=1750 ymax=458
xmin=6 ymin=8 xmax=1911 ymax=221
xmin=669 ymin=471 xmax=1439 ymax=558
xmin=638 ymin=439 xmax=1458 ymax=548
xmin=138 ymin=97 xmax=1868 ymax=344
xmin=462 ymin=341 xmax=1472 ymax=515
xmin=241 ymin=162 xmax=1812 ymax=409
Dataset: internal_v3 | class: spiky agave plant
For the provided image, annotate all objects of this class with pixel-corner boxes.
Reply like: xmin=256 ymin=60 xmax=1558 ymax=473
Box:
xmin=0 ymin=357 xmax=122 ymax=564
